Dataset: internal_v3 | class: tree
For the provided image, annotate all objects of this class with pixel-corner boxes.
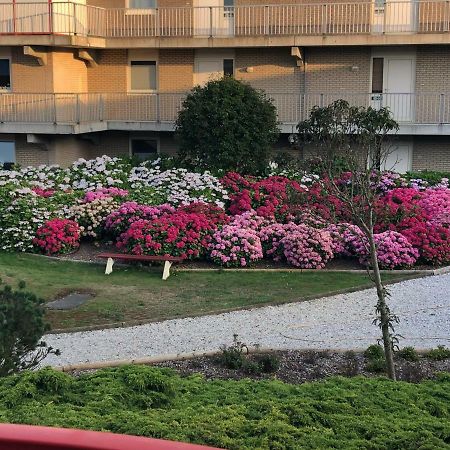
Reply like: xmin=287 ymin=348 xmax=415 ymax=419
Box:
xmin=175 ymin=77 xmax=279 ymax=174
xmin=0 ymin=284 xmax=59 ymax=376
xmin=297 ymin=100 xmax=400 ymax=380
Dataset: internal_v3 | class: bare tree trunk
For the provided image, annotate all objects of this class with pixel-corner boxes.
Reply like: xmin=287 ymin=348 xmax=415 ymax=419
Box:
xmin=367 ymin=232 xmax=396 ymax=381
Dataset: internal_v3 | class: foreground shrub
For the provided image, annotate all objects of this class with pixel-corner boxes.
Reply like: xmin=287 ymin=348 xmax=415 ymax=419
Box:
xmin=427 ymin=346 xmax=450 ymax=361
xmin=397 ymin=347 xmax=420 ymax=362
xmin=208 ymin=225 xmax=263 ymax=267
xmin=176 ymin=77 xmax=279 ymax=174
xmin=259 ymin=222 xmax=302 ymax=261
xmin=0 ymin=366 xmax=449 ymax=449
xmin=116 ymin=212 xmax=213 ymax=259
xmin=281 ymin=225 xmax=334 ymax=269
xmin=0 ymin=285 xmax=59 ymax=377
xmin=33 ymin=219 xmax=80 ymax=255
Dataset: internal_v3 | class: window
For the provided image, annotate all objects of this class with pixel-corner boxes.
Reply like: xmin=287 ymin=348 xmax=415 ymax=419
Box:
xmin=0 ymin=141 xmax=15 ymax=168
xmin=224 ymin=0 xmax=234 ymax=6
xmin=131 ymin=138 xmax=158 ymax=161
xmin=223 ymin=59 xmax=234 ymax=77
xmin=130 ymin=61 xmax=157 ymax=91
xmin=0 ymin=59 xmax=11 ymax=91
xmin=129 ymin=0 xmax=157 ymax=8
xmin=372 ymin=58 xmax=384 ymax=94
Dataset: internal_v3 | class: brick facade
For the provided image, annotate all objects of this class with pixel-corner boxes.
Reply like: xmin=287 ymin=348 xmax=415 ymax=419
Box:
xmin=413 ymin=136 xmax=450 ymax=171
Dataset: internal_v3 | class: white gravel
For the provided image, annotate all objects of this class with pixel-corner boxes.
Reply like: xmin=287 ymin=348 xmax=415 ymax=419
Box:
xmin=44 ymin=274 xmax=450 ymax=367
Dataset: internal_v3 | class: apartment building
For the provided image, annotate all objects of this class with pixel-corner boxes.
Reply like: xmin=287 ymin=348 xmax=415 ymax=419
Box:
xmin=1 ymin=0 xmax=450 ymax=171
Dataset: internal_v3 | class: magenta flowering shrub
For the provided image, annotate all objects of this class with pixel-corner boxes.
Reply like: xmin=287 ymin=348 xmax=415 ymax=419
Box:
xmin=259 ymin=222 xmax=302 ymax=261
xmin=116 ymin=212 xmax=213 ymax=259
xmin=418 ymin=188 xmax=450 ymax=226
xmin=32 ymin=187 xmax=55 ymax=198
xmin=83 ymin=187 xmax=129 ymax=203
xmin=281 ymin=225 xmax=334 ymax=269
xmin=326 ymin=223 xmax=366 ymax=257
xmin=33 ymin=218 xmax=80 ymax=255
xmin=355 ymin=231 xmax=419 ymax=269
xmin=208 ymin=225 xmax=263 ymax=267
xmin=105 ymin=202 xmax=176 ymax=238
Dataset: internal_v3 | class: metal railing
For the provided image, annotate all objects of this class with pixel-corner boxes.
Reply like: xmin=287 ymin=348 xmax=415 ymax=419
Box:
xmin=1 ymin=1 xmax=450 ymax=37
xmin=1 ymin=92 xmax=450 ymax=126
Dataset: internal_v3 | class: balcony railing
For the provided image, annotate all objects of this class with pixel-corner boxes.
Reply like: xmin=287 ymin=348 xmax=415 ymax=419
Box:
xmin=0 ymin=1 xmax=450 ymax=38
xmin=1 ymin=92 xmax=450 ymax=126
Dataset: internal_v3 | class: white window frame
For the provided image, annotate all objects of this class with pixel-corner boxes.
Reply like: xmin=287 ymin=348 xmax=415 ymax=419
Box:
xmin=129 ymin=135 xmax=160 ymax=159
xmin=0 ymin=57 xmax=12 ymax=92
xmin=128 ymin=59 xmax=158 ymax=93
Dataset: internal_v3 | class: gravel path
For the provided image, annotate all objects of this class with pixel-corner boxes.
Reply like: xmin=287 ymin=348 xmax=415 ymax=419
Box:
xmin=44 ymin=274 xmax=450 ymax=367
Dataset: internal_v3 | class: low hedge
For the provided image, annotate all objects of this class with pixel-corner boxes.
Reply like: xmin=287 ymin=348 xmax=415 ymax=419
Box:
xmin=0 ymin=366 xmax=449 ymax=449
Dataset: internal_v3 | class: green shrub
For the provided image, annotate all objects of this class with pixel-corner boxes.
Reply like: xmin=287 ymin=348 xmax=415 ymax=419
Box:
xmin=0 ymin=367 xmax=449 ymax=449
xmin=175 ymin=77 xmax=279 ymax=174
xmin=364 ymin=344 xmax=384 ymax=361
xmin=0 ymin=284 xmax=59 ymax=377
xmin=397 ymin=346 xmax=420 ymax=362
xmin=365 ymin=358 xmax=387 ymax=374
xmin=404 ymin=170 xmax=450 ymax=185
xmin=217 ymin=335 xmax=248 ymax=370
xmin=427 ymin=346 xmax=450 ymax=361
xmin=255 ymin=354 xmax=280 ymax=374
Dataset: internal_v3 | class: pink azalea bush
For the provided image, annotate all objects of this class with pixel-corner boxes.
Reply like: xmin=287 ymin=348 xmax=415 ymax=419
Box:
xmin=418 ymin=188 xmax=450 ymax=226
xmin=230 ymin=210 xmax=273 ymax=231
xmin=280 ymin=225 xmax=334 ymax=269
xmin=83 ymin=187 xmax=129 ymax=203
xmin=259 ymin=222 xmax=302 ymax=261
xmin=208 ymin=225 xmax=263 ymax=267
xmin=105 ymin=202 xmax=176 ymax=238
xmin=178 ymin=202 xmax=229 ymax=227
xmin=326 ymin=223 xmax=366 ymax=257
xmin=354 ymin=231 xmax=419 ymax=269
xmin=116 ymin=212 xmax=213 ymax=259
xmin=33 ymin=218 xmax=80 ymax=255
xmin=32 ymin=187 xmax=55 ymax=198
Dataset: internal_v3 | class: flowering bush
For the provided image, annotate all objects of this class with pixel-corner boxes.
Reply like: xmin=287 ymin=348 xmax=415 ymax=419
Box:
xmin=68 ymin=197 xmax=119 ymax=238
xmin=280 ymin=225 xmax=334 ymax=269
xmin=83 ymin=187 xmax=129 ymax=203
xmin=259 ymin=222 xmax=302 ymax=261
xmin=227 ymin=176 xmax=305 ymax=220
xmin=178 ymin=202 xmax=229 ymax=227
xmin=326 ymin=223 xmax=367 ymax=257
xmin=105 ymin=202 xmax=176 ymax=238
xmin=208 ymin=225 xmax=263 ymax=267
xmin=229 ymin=210 xmax=272 ymax=231
xmin=418 ymin=188 xmax=450 ymax=226
xmin=354 ymin=231 xmax=419 ymax=269
xmin=33 ymin=219 xmax=80 ymax=255
xmin=116 ymin=212 xmax=213 ymax=259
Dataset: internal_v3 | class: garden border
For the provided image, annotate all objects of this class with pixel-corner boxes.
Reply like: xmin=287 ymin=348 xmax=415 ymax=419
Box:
xmin=54 ymin=347 xmax=437 ymax=373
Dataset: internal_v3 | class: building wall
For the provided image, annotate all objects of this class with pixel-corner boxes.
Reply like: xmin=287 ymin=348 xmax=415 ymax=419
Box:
xmin=15 ymin=135 xmax=50 ymax=166
xmin=413 ymin=136 xmax=450 ymax=172
xmin=52 ymin=49 xmax=88 ymax=93
xmin=87 ymin=49 xmax=128 ymax=93
xmin=159 ymin=49 xmax=194 ymax=92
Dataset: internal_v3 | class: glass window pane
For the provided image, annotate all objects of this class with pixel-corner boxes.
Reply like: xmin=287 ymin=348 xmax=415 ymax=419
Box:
xmin=131 ymin=61 xmax=157 ymax=91
xmin=223 ymin=59 xmax=234 ymax=77
xmin=131 ymin=139 xmax=158 ymax=161
xmin=130 ymin=0 xmax=156 ymax=8
xmin=224 ymin=0 xmax=234 ymax=7
xmin=372 ymin=58 xmax=384 ymax=94
xmin=0 ymin=141 xmax=15 ymax=166
xmin=0 ymin=59 xmax=11 ymax=89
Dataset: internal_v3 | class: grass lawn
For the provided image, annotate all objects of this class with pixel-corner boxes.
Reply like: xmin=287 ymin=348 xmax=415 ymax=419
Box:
xmin=0 ymin=366 xmax=449 ymax=449
xmin=0 ymin=253 xmax=418 ymax=331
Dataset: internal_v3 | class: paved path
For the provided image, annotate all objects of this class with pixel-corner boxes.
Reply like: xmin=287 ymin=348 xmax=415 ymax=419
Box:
xmin=44 ymin=274 xmax=450 ymax=367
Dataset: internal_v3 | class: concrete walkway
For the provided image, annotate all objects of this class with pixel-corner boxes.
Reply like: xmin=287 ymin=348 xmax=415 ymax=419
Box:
xmin=44 ymin=274 xmax=450 ymax=367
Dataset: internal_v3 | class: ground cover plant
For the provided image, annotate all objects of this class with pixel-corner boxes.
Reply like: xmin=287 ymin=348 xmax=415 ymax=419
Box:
xmin=0 ymin=155 xmax=448 ymax=270
xmin=0 ymin=253 xmax=410 ymax=331
xmin=0 ymin=365 xmax=448 ymax=449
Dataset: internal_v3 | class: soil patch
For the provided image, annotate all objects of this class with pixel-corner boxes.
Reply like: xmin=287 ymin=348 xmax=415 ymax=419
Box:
xmin=152 ymin=350 xmax=450 ymax=384
xmin=47 ymin=291 xmax=95 ymax=310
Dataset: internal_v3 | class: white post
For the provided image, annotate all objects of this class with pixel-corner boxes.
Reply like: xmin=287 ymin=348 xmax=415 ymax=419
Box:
xmin=105 ymin=257 xmax=114 ymax=275
xmin=162 ymin=261 xmax=173 ymax=280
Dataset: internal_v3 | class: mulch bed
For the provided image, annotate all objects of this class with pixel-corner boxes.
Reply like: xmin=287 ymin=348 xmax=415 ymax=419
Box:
xmin=57 ymin=242 xmax=439 ymax=271
xmin=153 ymin=350 xmax=450 ymax=384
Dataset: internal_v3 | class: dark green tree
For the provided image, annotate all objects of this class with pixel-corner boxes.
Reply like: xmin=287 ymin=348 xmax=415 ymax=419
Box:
xmin=297 ymin=100 xmax=400 ymax=380
xmin=175 ymin=77 xmax=279 ymax=174
xmin=0 ymin=284 xmax=59 ymax=376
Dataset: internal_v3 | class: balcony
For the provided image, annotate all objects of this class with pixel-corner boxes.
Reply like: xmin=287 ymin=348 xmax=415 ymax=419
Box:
xmin=1 ymin=1 xmax=450 ymax=47
xmin=1 ymin=92 xmax=450 ymax=134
